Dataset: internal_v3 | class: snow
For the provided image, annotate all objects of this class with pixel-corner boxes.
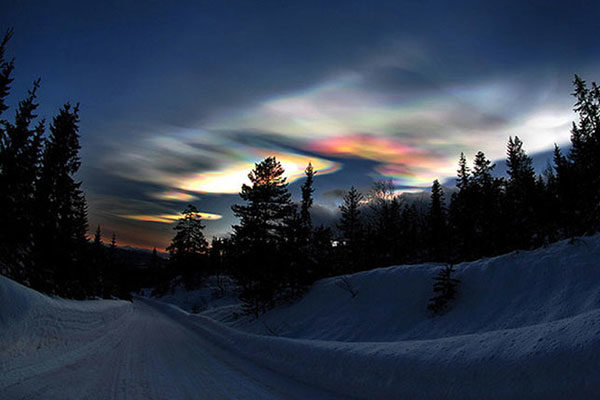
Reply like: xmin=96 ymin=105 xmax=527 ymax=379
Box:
xmin=0 ymin=277 xmax=340 ymax=399
xmin=197 ymin=235 xmax=600 ymax=398
xmin=153 ymin=275 xmax=238 ymax=314
xmin=2 ymin=235 xmax=600 ymax=398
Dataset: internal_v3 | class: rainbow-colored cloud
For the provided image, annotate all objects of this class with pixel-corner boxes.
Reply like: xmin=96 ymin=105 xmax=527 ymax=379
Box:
xmin=177 ymin=149 xmax=340 ymax=194
xmin=310 ymin=135 xmax=454 ymax=187
xmin=151 ymin=190 xmax=199 ymax=202
xmin=121 ymin=212 xmax=222 ymax=224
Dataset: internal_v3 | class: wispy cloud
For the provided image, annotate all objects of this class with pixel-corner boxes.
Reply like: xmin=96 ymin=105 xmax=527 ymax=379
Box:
xmin=120 ymin=212 xmax=222 ymax=223
xmin=150 ymin=190 xmax=199 ymax=202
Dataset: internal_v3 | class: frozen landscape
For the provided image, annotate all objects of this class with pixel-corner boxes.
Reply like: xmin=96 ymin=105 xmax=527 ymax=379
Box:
xmin=2 ymin=235 xmax=600 ymax=399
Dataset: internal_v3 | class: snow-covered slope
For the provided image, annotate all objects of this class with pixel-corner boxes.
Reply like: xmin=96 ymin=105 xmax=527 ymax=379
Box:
xmin=193 ymin=235 xmax=600 ymax=399
xmin=206 ymin=235 xmax=600 ymax=342
xmin=0 ymin=276 xmax=132 ymax=362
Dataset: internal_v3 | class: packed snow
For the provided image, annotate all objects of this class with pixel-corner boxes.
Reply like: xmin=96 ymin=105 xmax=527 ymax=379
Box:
xmin=2 ymin=235 xmax=600 ymax=399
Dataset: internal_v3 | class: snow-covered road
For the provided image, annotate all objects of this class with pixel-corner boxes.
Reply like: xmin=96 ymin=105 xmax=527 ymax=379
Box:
xmin=1 ymin=298 xmax=341 ymax=400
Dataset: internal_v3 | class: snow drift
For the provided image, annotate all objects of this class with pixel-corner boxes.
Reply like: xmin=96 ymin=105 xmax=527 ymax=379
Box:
xmin=188 ymin=235 xmax=600 ymax=399
xmin=0 ymin=275 xmax=132 ymax=386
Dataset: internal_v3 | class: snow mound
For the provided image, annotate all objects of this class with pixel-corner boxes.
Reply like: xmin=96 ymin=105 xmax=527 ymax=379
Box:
xmin=0 ymin=275 xmax=131 ymax=362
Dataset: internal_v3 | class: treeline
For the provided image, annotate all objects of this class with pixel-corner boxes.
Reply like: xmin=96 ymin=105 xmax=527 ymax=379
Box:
xmin=0 ymin=30 xmax=133 ymax=299
xmin=164 ymin=74 xmax=600 ymax=316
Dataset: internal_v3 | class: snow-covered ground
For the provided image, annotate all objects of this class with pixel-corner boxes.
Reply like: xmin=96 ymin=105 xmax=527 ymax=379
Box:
xmin=0 ymin=276 xmax=339 ymax=399
xmin=2 ymin=235 xmax=600 ymax=399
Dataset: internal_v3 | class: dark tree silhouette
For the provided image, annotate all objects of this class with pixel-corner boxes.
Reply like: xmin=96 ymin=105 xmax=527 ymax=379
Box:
xmin=167 ymin=204 xmax=209 ymax=289
xmin=300 ymin=162 xmax=315 ymax=235
xmin=0 ymin=29 xmax=14 ymax=116
xmin=449 ymin=152 xmax=474 ymax=260
xmin=428 ymin=264 xmax=460 ymax=314
xmin=0 ymin=78 xmax=44 ymax=280
xmin=505 ymin=136 xmax=538 ymax=249
xmin=366 ymin=180 xmax=401 ymax=267
xmin=337 ymin=186 xmax=365 ymax=272
xmin=231 ymin=156 xmax=295 ymax=316
xmin=93 ymin=225 xmax=103 ymax=247
xmin=34 ymin=104 xmax=88 ymax=295
xmin=428 ymin=179 xmax=447 ymax=261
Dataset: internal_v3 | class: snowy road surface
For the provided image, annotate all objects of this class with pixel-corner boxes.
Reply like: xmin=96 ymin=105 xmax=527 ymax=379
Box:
xmin=1 ymin=298 xmax=341 ymax=400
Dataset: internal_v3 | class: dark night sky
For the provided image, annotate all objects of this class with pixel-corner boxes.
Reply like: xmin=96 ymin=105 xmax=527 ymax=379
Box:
xmin=2 ymin=0 xmax=599 ymax=249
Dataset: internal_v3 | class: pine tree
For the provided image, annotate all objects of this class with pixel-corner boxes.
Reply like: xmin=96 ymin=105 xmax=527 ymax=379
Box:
xmin=300 ymin=162 xmax=314 ymax=235
xmin=366 ymin=180 xmax=399 ymax=267
xmin=167 ymin=204 xmax=209 ymax=289
xmin=566 ymin=75 xmax=600 ymax=233
xmin=0 ymin=78 xmax=44 ymax=281
xmin=0 ymin=29 xmax=14 ymax=118
xmin=34 ymin=104 xmax=88 ymax=295
xmin=428 ymin=179 xmax=447 ymax=261
xmin=449 ymin=153 xmax=475 ymax=261
xmin=428 ymin=264 xmax=461 ymax=314
xmin=456 ymin=152 xmax=470 ymax=191
xmin=337 ymin=186 xmax=364 ymax=272
xmin=232 ymin=157 xmax=294 ymax=247
xmin=231 ymin=156 xmax=295 ymax=315
xmin=286 ymin=163 xmax=318 ymax=296
xmin=505 ymin=136 xmax=538 ymax=249
xmin=110 ymin=233 xmax=117 ymax=250
xmin=93 ymin=225 xmax=103 ymax=247
xmin=471 ymin=151 xmax=504 ymax=257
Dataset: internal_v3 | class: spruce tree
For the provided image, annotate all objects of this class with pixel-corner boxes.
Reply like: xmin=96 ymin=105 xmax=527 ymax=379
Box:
xmin=428 ymin=179 xmax=447 ymax=261
xmin=566 ymin=75 xmax=600 ymax=233
xmin=34 ymin=104 xmax=88 ymax=295
xmin=0 ymin=29 xmax=14 ymax=118
xmin=167 ymin=204 xmax=209 ymax=289
xmin=110 ymin=233 xmax=117 ymax=250
xmin=287 ymin=162 xmax=318 ymax=295
xmin=0 ymin=79 xmax=44 ymax=281
xmin=428 ymin=264 xmax=460 ymax=314
xmin=93 ymin=225 xmax=103 ymax=247
xmin=471 ymin=151 xmax=503 ymax=257
xmin=366 ymin=180 xmax=399 ymax=267
xmin=300 ymin=162 xmax=314 ymax=234
xmin=449 ymin=153 xmax=475 ymax=260
xmin=337 ymin=186 xmax=364 ymax=272
xmin=505 ymin=136 xmax=538 ymax=249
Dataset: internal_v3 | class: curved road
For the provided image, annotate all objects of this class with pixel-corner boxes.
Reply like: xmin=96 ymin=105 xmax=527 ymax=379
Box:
xmin=2 ymin=300 xmax=342 ymax=400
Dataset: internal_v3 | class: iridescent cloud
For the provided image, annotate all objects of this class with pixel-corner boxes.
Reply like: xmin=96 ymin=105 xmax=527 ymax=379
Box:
xmin=151 ymin=190 xmax=199 ymax=202
xmin=178 ymin=149 xmax=340 ymax=194
xmin=309 ymin=135 xmax=453 ymax=187
xmin=107 ymin=130 xmax=341 ymax=195
xmin=120 ymin=212 xmax=222 ymax=224
xmin=206 ymin=70 xmax=573 ymax=189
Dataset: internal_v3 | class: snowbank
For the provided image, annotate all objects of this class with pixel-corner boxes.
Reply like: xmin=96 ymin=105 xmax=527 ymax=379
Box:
xmin=151 ymin=275 xmax=238 ymax=314
xmin=0 ymin=275 xmax=131 ymax=362
xmin=184 ymin=235 xmax=600 ymax=398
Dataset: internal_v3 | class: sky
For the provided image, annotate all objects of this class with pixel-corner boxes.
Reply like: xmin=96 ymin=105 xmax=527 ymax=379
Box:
xmin=2 ymin=0 xmax=599 ymax=249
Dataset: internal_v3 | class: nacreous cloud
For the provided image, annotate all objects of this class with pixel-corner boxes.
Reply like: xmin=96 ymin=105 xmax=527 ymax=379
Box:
xmin=105 ymin=64 xmax=575 ymax=199
xmin=207 ymin=69 xmax=574 ymax=189
xmin=121 ymin=212 xmax=222 ymax=223
xmin=105 ymin=131 xmax=340 ymax=195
